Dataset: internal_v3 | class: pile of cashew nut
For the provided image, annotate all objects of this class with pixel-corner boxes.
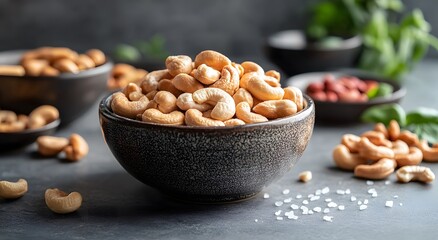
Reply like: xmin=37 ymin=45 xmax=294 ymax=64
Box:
xmin=37 ymin=133 xmax=89 ymax=161
xmin=0 ymin=178 xmax=82 ymax=214
xmin=107 ymin=63 xmax=148 ymax=90
xmin=0 ymin=105 xmax=59 ymax=132
xmin=110 ymin=50 xmax=305 ymax=126
xmin=0 ymin=47 xmax=106 ymax=77
xmin=333 ymin=120 xmax=437 ymax=183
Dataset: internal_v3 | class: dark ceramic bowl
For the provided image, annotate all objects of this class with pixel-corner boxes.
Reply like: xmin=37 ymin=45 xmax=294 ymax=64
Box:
xmin=286 ymin=71 xmax=406 ymax=124
xmin=0 ymin=50 xmax=113 ymax=126
xmin=265 ymin=30 xmax=362 ymax=80
xmin=99 ymin=94 xmax=315 ymax=203
xmin=0 ymin=119 xmax=60 ymax=150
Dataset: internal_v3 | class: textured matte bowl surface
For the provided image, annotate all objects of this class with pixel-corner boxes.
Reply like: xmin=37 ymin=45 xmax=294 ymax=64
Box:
xmin=99 ymin=94 xmax=315 ymax=203
xmin=0 ymin=50 xmax=113 ymax=126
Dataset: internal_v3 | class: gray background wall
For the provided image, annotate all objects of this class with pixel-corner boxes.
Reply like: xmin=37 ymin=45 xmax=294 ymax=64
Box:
xmin=0 ymin=0 xmax=437 ymax=61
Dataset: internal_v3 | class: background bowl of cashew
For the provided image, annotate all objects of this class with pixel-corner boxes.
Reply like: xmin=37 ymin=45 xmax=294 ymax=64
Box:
xmin=0 ymin=49 xmax=113 ymax=126
xmin=99 ymin=93 xmax=315 ymax=203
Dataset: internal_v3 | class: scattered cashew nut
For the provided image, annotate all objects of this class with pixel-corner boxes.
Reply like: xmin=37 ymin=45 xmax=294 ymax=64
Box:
xmin=298 ymin=171 xmax=312 ymax=183
xmin=332 ymin=144 xmax=368 ymax=171
xmin=63 ymin=133 xmax=89 ymax=161
xmin=354 ymin=158 xmax=397 ymax=180
xmin=396 ymin=165 xmax=435 ymax=183
xmin=37 ymin=136 xmax=69 ymax=157
xmin=45 ymin=188 xmax=82 ymax=214
xmin=418 ymin=140 xmax=438 ymax=162
xmin=0 ymin=179 xmax=28 ymax=199
xmin=358 ymin=137 xmax=395 ymax=161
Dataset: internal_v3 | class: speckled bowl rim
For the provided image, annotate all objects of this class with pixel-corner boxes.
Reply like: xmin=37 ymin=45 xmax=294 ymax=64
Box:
xmin=99 ymin=93 xmax=314 ymax=131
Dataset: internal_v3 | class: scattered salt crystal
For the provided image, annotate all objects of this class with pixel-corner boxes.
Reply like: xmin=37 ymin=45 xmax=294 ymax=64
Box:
xmin=323 ymin=216 xmax=334 ymax=222
xmin=327 ymin=202 xmax=338 ymax=208
xmin=301 ymin=206 xmax=309 ymax=215
xmin=308 ymin=210 xmax=314 ymax=215
xmin=276 ymin=216 xmax=284 ymax=221
xmin=338 ymin=205 xmax=345 ymax=211
xmin=255 ymin=219 xmax=258 ymax=222
xmin=315 ymin=189 xmax=322 ymax=195
xmin=366 ymin=180 xmax=374 ymax=186
xmin=284 ymin=211 xmax=294 ymax=216
xmin=345 ymin=189 xmax=351 ymax=194
xmin=308 ymin=194 xmax=315 ymax=198
xmin=290 ymin=204 xmax=299 ymax=210
xmin=399 ymin=203 xmax=403 ymax=206
xmin=358 ymin=201 xmax=362 ymax=205
xmin=393 ymin=195 xmax=399 ymax=199
xmin=310 ymin=196 xmax=320 ymax=201
xmin=282 ymin=189 xmax=290 ymax=195
xmin=302 ymin=200 xmax=309 ymax=205
xmin=359 ymin=205 xmax=367 ymax=211
xmin=336 ymin=190 xmax=345 ymax=195
xmin=350 ymin=196 xmax=357 ymax=202
xmin=385 ymin=180 xmax=391 ymax=185
xmin=288 ymin=215 xmax=298 ymax=220
xmin=275 ymin=201 xmax=283 ymax=207
xmin=322 ymin=187 xmax=330 ymax=194
xmin=323 ymin=208 xmax=330 ymax=214
xmin=296 ymin=194 xmax=303 ymax=199
xmin=372 ymin=192 xmax=378 ymax=198
xmin=263 ymin=193 xmax=270 ymax=199
xmin=283 ymin=198 xmax=292 ymax=203
xmin=385 ymin=201 xmax=394 ymax=208
xmin=275 ymin=210 xmax=282 ymax=216
xmin=313 ymin=207 xmax=322 ymax=213
xmin=325 ymin=198 xmax=332 ymax=202
xmin=367 ymin=188 xmax=376 ymax=194
xmin=364 ymin=199 xmax=369 ymax=205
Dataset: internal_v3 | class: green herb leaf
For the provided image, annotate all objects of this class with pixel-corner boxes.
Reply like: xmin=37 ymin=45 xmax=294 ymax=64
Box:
xmin=406 ymin=107 xmax=438 ymax=125
xmin=408 ymin=123 xmax=438 ymax=143
xmin=113 ymin=44 xmax=141 ymax=62
xmin=361 ymin=103 xmax=406 ymax=126
xmin=367 ymin=82 xmax=393 ymax=99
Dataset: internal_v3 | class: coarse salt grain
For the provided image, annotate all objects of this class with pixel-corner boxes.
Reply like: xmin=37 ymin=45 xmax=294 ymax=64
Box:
xmin=276 ymin=216 xmax=284 ymax=221
xmin=288 ymin=215 xmax=298 ymax=220
xmin=290 ymin=204 xmax=299 ymax=210
xmin=336 ymin=190 xmax=345 ymax=195
xmin=315 ymin=189 xmax=322 ymax=195
xmin=367 ymin=188 xmax=376 ymax=194
xmin=399 ymin=203 xmax=403 ymax=206
xmin=345 ymin=189 xmax=351 ymax=194
xmin=275 ymin=201 xmax=283 ymax=207
xmin=385 ymin=201 xmax=394 ymax=208
xmin=359 ymin=205 xmax=367 ymax=211
xmin=263 ymin=193 xmax=270 ymax=199
xmin=357 ymin=201 xmax=362 ymax=205
xmin=327 ymin=202 xmax=338 ymax=208
xmin=302 ymin=200 xmax=309 ymax=205
xmin=296 ymin=194 xmax=303 ymax=199
xmin=308 ymin=210 xmax=314 ymax=215
xmin=308 ymin=194 xmax=315 ymax=198
xmin=310 ymin=196 xmax=320 ymax=201
xmin=366 ymin=180 xmax=374 ymax=186
xmin=313 ymin=207 xmax=322 ymax=213
xmin=323 ymin=216 xmax=334 ymax=222
xmin=372 ymin=192 xmax=378 ymax=198
xmin=322 ymin=187 xmax=330 ymax=194
xmin=338 ymin=205 xmax=345 ymax=211
xmin=282 ymin=189 xmax=290 ymax=195
xmin=323 ymin=208 xmax=330 ymax=214
xmin=283 ymin=198 xmax=292 ymax=203
xmin=364 ymin=199 xmax=369 ymax=205
xmin=350 ymin=196 xmax=357 ymax=202
xmin=284 ymin=211 xmax=294 ymax=216
xmin=325 ymin=198 xmax=332 ymax=202
xmin=393 ymin=195 xmax=399 ymax=199
xmin=385 ymin=180 xmax=391 ymax=185
xmin=275 ymin=210 xmax=282 ymax=216
xmin=255 ymin=219 xmax=258 ymax=222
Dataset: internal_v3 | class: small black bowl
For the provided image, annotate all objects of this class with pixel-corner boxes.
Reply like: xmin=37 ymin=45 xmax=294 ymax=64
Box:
xmin=265 ymin=30 xmax=362 ymax=80
xmin=0 ymin=119 xmax=60 ymax=151
xmin=0 ymin=50 xmax=113 ymax=126
xmin=286 ymin=71 xmax=406 ymax=124
xmin=99 ymin=94 xmax=315 ymax=203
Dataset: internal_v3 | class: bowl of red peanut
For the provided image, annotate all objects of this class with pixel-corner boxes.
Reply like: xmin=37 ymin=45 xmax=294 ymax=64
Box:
xmin=99 ymin=50 xmax=315 ymax=203
xmin=286 ymin=71 xmax=406 ymax=124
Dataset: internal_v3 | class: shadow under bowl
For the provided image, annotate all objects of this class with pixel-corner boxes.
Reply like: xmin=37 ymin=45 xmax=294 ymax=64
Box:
xmin=286 ymin=70 xmax=406 ymax=124
xmin=265 ymin=30 xmax=362 ymax=80
xmin=99 ymin=94 xmax=315 ymax=203
xmin=0 ymin=50 xmax=113 ymax=126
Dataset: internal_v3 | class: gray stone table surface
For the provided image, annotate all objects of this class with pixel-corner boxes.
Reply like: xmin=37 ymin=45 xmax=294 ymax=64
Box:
xmin=1 ymin=60 xmax=438 ymax=240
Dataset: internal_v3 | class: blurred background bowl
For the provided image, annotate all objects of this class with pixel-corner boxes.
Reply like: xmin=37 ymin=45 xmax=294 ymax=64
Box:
xmin=286 ymin=70 xmax=406 ymax=124
xmin=99 ymin=93 xmax=315 ymax=203
xmin=0 ymin=50 xmax=113 ymax=126
xmin=265 ymin=30 xmax=362 ymax=81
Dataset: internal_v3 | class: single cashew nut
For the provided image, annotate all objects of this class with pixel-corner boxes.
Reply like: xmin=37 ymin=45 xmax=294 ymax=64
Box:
xmin=166 ymin=55 xmax=193 ymax=77
xmin=360 ymin=131 xmax=392 ymax=148
xmin=142 ymin=109 xmax=185 ymax=125
xmin=223 ymin=118 xmax=246 ymax=126
xmin=86 ymin=49 xmax=106 ymax=66
xmin=233 ymin=88 xmax=254 ymax=108
xmin=193 ymin=64 xmax=221 ymax=85
xmin=354 ymin=158 xmax=397 ymax=180
xmin=52 ymin=58 xmax=79 ymax=73
xmin=231 ymin=62 xmax=244 ymax=78
xmin=37 ymin=136 xmax=69 ymax=157
xmin=418 ymin=140 xmax=438 ymax=162
xmin=0 ymin=122 xmax=26 ymax=132
xmin=122 ymin=83 xmax=143 ymax=101
xmin=283 ymin=86 xmax=304 ymax=112
xmin=157 ymin=79 xmax=183 ymax=97
xmin=185 ymin=109 xmax=225 ymax=127
xmin=395 ymin=147 xmax=423 ymax=167
xmin=140 ymin=69 xmax=172 ymax=93
xmin=341 ymin=134 xmax=361 ymax=153
xmin=388 ymin=120 xmax=400 ymax=141
xmin=358 ymin=137 xmax=395 ymax=161
xmin=246 ymin=74 xmax=284 ymax=101
xmin=235 ymin=102 xmax=268 ymax=124
xmin=374 ymin=123 xmax=389 ymax=139
xmin=391 ymin=140 xmax=409 ymax=156
xmin=45 ymin=188 xmax=82 ymax=214
xmin=111 ymin=92 xmax=149 ymax=119
xmin=22 ymin=59 xmax=49 ymax=76
xmin=333 ymin=144 xmax=368 ymax=171
xmin=194 ymin=50 xmax=231 ymax=71
xmin=396 ymin=166 xmax=435 ymax=183
xmin=176 ymin=93 xmax=212 ymax=112
xmin=264 ymin=76 xmax=281 ymax=88
xmin=63 ymin=133 xmax=89 ymax=161
xmin=298 ymin=171 xmax=312 ymax=183
xmin=210 ymin=65 xmax=240 ymax=95
xmin=265 ymin=70 xmax=281 ymax=81
xmin=76 ymin=54 xmax=96 ymax=70
xmin=397 ymin=130 xmax=420 ymax=147
xmin=46 ymin=47 xmax=79 ymax=62
xmin=253 ymin=100 xmax=297 ymax=119
xmin=192 ymin=88 xmax=235 ymax=121
xmin=28 ymin=105 xmax=59 ymax=129
xmin=241 ymin=61 xmax=264 ymax=76
xmin=0 ymin=179 xmax=28 ymax=199
xmin=239 ymin=72 xmax=259 ymax=89
xmin=0 ymin=65 xmax=25 ymax=76
xmin=0 ymin=110 xmax=17 ymax=123
xmin=172 ymin=73 xmax=204 ymax=93
xmin=150 ymin=91 xmax=178 ymax=114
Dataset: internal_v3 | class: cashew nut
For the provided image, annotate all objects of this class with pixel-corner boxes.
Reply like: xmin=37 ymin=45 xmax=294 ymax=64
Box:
xmin=398 ymin=130 xmax=420 ymax=147
xmin=360 ymin=131 xmax=392 ymax=148
xmin=172 ymin=73 xmax=204 ymax=93
xmin=193 ymin=64 xmax=221 ymax=85
xmin=264 ymin=76 xmax=281 ymax=88
xmin=265 ymin=70 xmax=281 ymax=81
xmin=391 ymin=140 xmax=409 ymax=156
xmin=0 ymin=65 xmax=25 ymax=76
xmin=246 ymin=74 xmax=284 ymax=101
xmin=0 ymin=179 xmax=28 ymax=199
xmin=0 ymin=122 xmax=26 ymax=132
xmin=192 ymin=88 xmax=235 ymax=121
xmin=239 ymin=72 xmax=259 ymax=89
xmin=354 ymin=158 xmax=397 ymax=180
xmin=176 ymin=93 xmax=212 ymax=112
xmin=28 ymin=105 xmax=60 ymax=129
xmin=374 ymin=123 xmax=389 ymax=139
xmin=298 ymin=171 xmax=312 ymax=183
xmin=148 ymin=91 xmax=178 ymax=114
xmin=140 ymin=69 xmax=172 ymax=93
xmin=145 ymin=90 xmax=158 ymax=100
xmin=241 ymin=61 xmax=264 ymax=76
xmin=235 ymin=102 xmax=268 ymax=124
xmin=396 ymin=166 xmax=435 ymax=183
xmin=122 ymin=83 xmax=144 ymax=101
xmin=52 ymin=58 xmax=79 ymax=73
xmin=142 ymin=109 xmax=185 ymax=125
xmin=76 ymin=54 xmax=95 ymax=70
xmin=341 ymin=134 xmax=361 ymax=153
xmin=22 ymin=59 xmax=49 ymax=76
xmin=233 ymin=88 xmax=254 ymax=108
xmin=395 ymin=147 xmax=423 ymax=167
xmin=223 ymin=118 xmax=246 ymax=126
xmin=283 ymin=86 xmax=304 ymax=112
xmin=253 ymin=100 xmax=297 ymax=119
xmin=45 ymin=188 xmax=82 ymax=214
xmin=333 ymin=144 xmax=368 ymax=171
xmin=86 ymin=49 xmax=106 ymax=66
xmin=185 ymin=109 xmax=225 ymax=127
xmin=37 ymin=136 xmax=69 ymax=157
xmin=165 ymin=55 xmax=193 ymax=77
xmin=111 ymin=92 xmax=149 ymax=119
xmin=231 ymin=62 xmax=244 ymax=78
xmin=157 ymin=79 xmax=183 ymax=97
xmin=0 ymin=110 xmax=17 ymax=123
xmin=41 ymin=65 xmax=60 ymax=76
xmin=210 ymin=65 xmax=240 ymax=95
xmin=194 ymin=50 xmax=231 ymax=71
xmin=388 ymin=120 xmax=400 ymax=141
xmin=63 ymin=133 xmax=89 ymax=161
xmin=358 ymin=137 xmax=395 ymax=161
xmin=418 ymin=140 xmax=438 ymax=162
